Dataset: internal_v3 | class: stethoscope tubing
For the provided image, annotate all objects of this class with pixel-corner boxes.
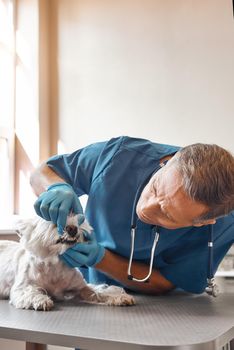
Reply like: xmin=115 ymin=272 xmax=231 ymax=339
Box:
xmin=207 ymin=224 xmax=214 ymax=279
xmin=128 ymin=165 xmax=162 ymax=282
xmin=127 ymin=227 xmax=159 ymax=282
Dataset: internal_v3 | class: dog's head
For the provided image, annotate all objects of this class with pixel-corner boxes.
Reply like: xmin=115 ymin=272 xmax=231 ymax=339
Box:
xmin=16 ymin=214 xmax=92 ymax=259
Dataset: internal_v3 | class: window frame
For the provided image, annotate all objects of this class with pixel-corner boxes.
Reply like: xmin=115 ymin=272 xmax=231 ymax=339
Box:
xmin=0 ymin=0 xmax=58 ymax=217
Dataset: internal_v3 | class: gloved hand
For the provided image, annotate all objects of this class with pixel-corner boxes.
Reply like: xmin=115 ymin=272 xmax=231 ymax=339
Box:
xmin=34 ymin=182 xmax=83 ymax=233
xmin=60 ymin=227 xmax=105 ymax=268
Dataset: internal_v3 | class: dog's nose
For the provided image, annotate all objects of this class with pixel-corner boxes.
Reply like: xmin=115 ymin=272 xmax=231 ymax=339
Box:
xmin=65 ymin=225 xmax=78 ymax=237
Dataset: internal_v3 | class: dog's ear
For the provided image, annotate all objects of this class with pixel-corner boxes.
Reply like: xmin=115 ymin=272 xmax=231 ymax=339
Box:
xmin=15 ymin=217 xmax=39 ymax=237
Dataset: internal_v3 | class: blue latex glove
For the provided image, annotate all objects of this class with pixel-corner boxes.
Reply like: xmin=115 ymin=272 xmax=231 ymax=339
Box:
xmin=60 ymin=228 xmax=105 ymax=268
xmin=34 ymin=182 xmax=83 ymax=233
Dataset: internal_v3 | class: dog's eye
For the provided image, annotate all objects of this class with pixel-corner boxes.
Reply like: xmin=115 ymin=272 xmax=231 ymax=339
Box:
xmin=65 ymin=225 xmax=77 ymax=237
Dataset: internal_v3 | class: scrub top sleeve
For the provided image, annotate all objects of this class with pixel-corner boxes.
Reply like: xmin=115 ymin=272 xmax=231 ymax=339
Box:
xmin=159 ymin=245 xmax=208 ymax=294
xmin=46 ymin=141 xmax=107 ymax=196
xmin=213 ymin=221 xmax=234 ymax=272
xmin=159 ymin=222 xmax=234 ymax=294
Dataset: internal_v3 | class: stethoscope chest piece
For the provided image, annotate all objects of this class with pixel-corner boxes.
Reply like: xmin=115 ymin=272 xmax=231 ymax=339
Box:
xmin=205 ymin=278 xmax=219 ymax=297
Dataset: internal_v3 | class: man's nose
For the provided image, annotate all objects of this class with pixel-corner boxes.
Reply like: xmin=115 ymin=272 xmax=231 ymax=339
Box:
xmin=65 ymin=225 xmax=78 ymax=237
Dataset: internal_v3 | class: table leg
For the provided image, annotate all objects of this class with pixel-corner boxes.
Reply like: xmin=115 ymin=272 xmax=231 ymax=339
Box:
xmin=26 ymin=343 xmax=47 ymax=350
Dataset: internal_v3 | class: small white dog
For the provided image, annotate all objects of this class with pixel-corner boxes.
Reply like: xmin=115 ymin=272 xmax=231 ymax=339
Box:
xmin=0 ymin=215 xmax=135 ymax=310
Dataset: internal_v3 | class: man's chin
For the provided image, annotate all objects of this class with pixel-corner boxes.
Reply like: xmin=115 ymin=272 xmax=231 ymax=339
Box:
xmin=137 ymin=211 xmax=153 ymax=224
xmin=137 ymin=211 xmax=176 ymax=229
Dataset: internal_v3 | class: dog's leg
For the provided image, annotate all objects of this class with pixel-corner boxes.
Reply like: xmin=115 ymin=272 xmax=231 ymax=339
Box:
xmin=78 ymin=284 xmax=135 ymax=306
xmin=10 ymin=284 xmax=54 ymax=311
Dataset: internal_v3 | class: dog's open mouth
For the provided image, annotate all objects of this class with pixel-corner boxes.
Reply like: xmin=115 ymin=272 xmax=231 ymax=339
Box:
xmin=56 ymin=237 xmax=78 ymax=245
xmin=55 ymin=223 xmax=90 ymax=245
xmin=56 ymin=226 xmax=88 ymax=245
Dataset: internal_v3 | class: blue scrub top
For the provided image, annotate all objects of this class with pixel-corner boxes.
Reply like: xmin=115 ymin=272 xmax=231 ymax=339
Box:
xmin=47 ymin=136 xmax=234 ymax=294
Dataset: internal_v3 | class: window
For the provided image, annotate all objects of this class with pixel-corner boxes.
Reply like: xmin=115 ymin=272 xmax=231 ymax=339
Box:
xmin=0 ymin=0 xmax=15 ymax=217
xmin=0 ymin=0 xmax=57 ymax=219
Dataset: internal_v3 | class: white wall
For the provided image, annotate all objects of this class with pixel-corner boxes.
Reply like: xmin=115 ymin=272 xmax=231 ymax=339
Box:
xmin=0 ymin=338 xmax=25 ymax=350
xmin=0 ymin=339 xmax=72 ymax=350
xmin=54 ymin=0 xmax=234 ymax=153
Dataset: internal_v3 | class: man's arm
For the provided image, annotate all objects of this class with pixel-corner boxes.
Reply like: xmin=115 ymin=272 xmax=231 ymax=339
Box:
xmin=96 ymin=249 xmax=175 ymax=295
xmin=30 ymin=163 xmax=66 ymax=196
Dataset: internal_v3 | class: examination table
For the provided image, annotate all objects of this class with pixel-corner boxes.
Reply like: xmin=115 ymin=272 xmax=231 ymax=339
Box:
xmin=0 ymin=291 xmax=233 ymax=350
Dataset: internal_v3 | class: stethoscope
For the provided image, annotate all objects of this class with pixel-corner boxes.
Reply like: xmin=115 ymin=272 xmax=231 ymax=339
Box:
xmin=127 ymin=164 xmax=219 ymax=297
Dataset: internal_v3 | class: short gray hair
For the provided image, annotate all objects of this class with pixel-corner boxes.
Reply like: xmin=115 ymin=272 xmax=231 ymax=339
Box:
xmin=170 ymin=143 xmax=234 ymax=221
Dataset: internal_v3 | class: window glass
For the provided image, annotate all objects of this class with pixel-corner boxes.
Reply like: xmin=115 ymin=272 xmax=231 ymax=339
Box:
xmin=0 ymin=0 xmax=14 ymax=217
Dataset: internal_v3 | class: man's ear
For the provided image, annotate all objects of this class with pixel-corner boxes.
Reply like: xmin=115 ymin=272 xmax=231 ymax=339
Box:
xmin=193 ymin=219 xmax=216 ymax=227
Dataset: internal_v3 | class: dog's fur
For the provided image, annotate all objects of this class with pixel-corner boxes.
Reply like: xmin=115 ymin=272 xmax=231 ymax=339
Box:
xmin=0 ymin=215 xmax=135 ymax=310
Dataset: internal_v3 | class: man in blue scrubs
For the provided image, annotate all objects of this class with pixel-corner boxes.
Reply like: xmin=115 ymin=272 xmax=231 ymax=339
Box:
xmin=30 ymin=136 xmax=234 ymax=294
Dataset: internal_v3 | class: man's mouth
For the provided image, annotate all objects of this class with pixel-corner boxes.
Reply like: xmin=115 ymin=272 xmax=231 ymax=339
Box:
xmin=138 ymin=210 xmax=163 ymax=226
xmin=138 ymin=211 xmax=152 ymax=224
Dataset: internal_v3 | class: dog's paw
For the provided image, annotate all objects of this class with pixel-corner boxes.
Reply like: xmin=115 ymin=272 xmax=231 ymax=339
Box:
xmin=11 ymin=294 xmax=54 ymax=311
xmin=31 ymin=295 xmax=54 ymax=311
xmin=103 ymin=293 xmax=135 ymax=306
xmin=95 ymin=285 xmax=135 ymax=306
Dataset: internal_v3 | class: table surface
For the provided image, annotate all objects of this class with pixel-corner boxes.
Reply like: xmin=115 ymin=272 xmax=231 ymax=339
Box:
xmin=0 ymin=292 xmax=233 ymax=350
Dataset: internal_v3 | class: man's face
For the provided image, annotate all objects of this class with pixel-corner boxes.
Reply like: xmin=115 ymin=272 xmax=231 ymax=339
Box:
xmin=136 ymin=164 xmax=216 ymax=229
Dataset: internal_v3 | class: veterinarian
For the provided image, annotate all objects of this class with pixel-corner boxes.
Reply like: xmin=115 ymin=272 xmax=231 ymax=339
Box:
xmin=30 ymin=136 xmax=234 ymax=295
